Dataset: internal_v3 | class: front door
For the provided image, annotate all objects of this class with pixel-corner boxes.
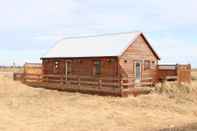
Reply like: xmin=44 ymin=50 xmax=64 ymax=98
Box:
xmin=135 ymin=62 xmax=141 ymax=83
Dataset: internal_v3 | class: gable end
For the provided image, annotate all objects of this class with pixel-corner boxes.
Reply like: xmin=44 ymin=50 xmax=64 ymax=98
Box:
xmin=120 ymin=33 xmax=160 ymax=60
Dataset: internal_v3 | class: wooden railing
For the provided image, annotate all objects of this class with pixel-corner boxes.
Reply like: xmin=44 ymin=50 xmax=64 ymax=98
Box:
xmin=13 ymin=73 xmax=24 ymax=81
xmin=14 ymin=73 xmax=155 ymax=88
xmin=141 ymin=77 xmax=154 ymax=87
xmin=157 ymin=64 xmax=191 ymax=84
xmin=23 ymin=74 xmax=126 ymax=88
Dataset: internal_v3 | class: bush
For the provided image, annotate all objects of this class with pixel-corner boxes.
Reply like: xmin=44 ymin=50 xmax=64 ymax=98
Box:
xmin=192 ymin=76 xmax=197 ymax=81
xmin=154 ymin=82 xmax=193 ymax=98
xmin=132 ymin=87 xmax=153 ymax=97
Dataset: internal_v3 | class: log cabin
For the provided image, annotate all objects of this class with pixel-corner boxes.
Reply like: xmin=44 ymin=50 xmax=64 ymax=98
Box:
xmin=38 ymin=32 xmax=160 ymax=96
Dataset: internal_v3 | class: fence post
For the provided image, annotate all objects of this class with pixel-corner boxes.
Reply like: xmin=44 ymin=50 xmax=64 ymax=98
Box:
xmin=188 ymin=64 xmax=191 ymax=84
xmin=46 ymin=76 xmax=48 ymax=83
xmin=120 ymin=79 xmax=124 ymax=96
xmin=60 ymin=75 xmax=64 ymax=85
xmin=176 ymin=64 xmax=181 ymax=85
xmin=78 ymin=77 xmax=80 ymax=86
xmin=13 ymin=73 xmax=16 ymax=81
xmin=64 ymin=75 xmax=67 ymax=85
xmin=39 ymin=74 xmax=41 ymax=82
xmin=23 ymin=73 xmax=26 ymax=83
xmin=99 ymin=79 xmax=102 ymax=88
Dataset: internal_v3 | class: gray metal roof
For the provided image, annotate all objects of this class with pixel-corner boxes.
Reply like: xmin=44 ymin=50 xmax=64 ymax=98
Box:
xmin=42 ymin=32 xmax=142 ymax=58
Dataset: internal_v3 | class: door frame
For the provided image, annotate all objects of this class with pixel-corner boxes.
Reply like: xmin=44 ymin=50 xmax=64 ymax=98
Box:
xmin=134 ymin=61 xmax=142 ymax=83
xmin=65 ymin=60 xmax=72 ymax=81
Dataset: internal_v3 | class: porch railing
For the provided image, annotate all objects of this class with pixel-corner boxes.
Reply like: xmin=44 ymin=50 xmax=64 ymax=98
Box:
xmin=157 ymin=64 xmax=191 ymax=83
xmin=23 ymin=73 xmax=132 ymax=88
xmin=14 ymin=73 xmax=155 ymax=88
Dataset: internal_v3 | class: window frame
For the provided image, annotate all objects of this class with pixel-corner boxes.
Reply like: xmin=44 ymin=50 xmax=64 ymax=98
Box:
xmin=144 ymin=60 xmax=151 ymax=70
xmin=94 ymin=60 xmax=101 ymax=75
xmin=53 ymin=60 xmax=60 ymax=73
xmin=67 ymin=61 xmax=72 ymax=74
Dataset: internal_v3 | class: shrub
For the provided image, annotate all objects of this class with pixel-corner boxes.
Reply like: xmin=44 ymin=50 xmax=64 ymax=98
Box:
xmin=154 ymin=82 xmax=193 ymax=98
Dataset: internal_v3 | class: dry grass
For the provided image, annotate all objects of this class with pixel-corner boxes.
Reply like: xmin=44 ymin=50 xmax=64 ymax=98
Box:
xmin=192 ymin=69 xmax=197 ymax=80
xmin=0 ymin=72 xmax=197 ymax=131
xmin=0 ymin=67 xmax=23 ymax=73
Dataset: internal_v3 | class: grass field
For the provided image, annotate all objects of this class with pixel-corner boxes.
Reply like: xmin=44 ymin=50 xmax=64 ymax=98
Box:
xmin=192 ymin=69 xmax=197 ymax=80
xmin=0 ymin=71 xmax=197 ymax=131
xmin=0 ymin=67 xmax=23 ymax=73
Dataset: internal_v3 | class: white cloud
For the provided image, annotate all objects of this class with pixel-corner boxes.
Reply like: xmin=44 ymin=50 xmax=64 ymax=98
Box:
xmin=1 ymin=0 xmax=197 ymax=32
xmin=71 ymin=0 xmax=197 ymax=32
xmin=148 ymin=0 xmax=197 ymax=26
xmin=0 ymin=0 xmax=196 ymax=67
xmin=150 ymin=35 xmax=197 ymax=67
xmin=0 ymin=0 xmax=78 ymax=30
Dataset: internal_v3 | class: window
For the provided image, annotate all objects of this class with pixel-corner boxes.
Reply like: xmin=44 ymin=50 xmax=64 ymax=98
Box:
xmin=94 ymin=60 xmax=101 ymax=75
xmin=144 ymin=60 xmax=151 ymax=70
xmin=55 ymin=61 xmax=59 ymax=68
xmin=151 ymin=61 xmax=157 ymax=69
xmin=77 ymin=59 xmax=82 ymax=63
xmin=54 ymin=61 xmax=59 ymax=73
xmin=107 ymin=58 xmax=113 ymax=63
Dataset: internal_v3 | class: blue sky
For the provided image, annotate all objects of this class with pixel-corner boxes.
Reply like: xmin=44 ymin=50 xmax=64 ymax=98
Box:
xmin=0 ymin=0 xmax=197 ymax=67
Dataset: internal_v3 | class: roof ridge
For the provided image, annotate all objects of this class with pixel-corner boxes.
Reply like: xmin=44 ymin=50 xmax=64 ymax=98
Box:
xmin=58 ymin=31 xmax=141 ymax=40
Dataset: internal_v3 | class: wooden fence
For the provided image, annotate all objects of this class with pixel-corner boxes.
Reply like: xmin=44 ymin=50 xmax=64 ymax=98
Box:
xmin=21 ymin=73 xmax=155 ymax=96
xmin=13 ymin=63 xmax=191 ymax=97
xmin=13 ymin=73 xmax=24 ymax=81
xmin=14 ymin=63 xmax=42 ymax=81
xmin=21 ymin=73 xmax=137 ymax=96
xmin=24 ymin=74 xmax=120 ymax=87
xmin=14 ymin=64 xmax=191 ymax=86
xmin=157 ymin=64 xmax=191 ymax=84
xmin=24 ymin=63 xmax=42 ymax=75
xmin=177 ymin=64 xmax=191 ymax=84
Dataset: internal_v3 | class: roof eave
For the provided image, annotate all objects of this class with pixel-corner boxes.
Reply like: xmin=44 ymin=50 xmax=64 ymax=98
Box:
xmin=40 ymin=56 xmax=119 ymax=60
xmin=141 ymin=33 xmax=160 ymax=60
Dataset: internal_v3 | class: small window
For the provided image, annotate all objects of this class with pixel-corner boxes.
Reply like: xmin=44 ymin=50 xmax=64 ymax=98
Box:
xmin=151 ymin=61 xmax=156 ymax=69
xmin=94 ymin=60 xmax=101 ymax=75
xmin=152 ymin=61 xmax=156 ymax=65
xmin=108 ymin=59 xmax=112 ymax=63
xmin=54 ymin=61 xmax=59 ymax=73
xmin=55 ymin=61 xmax=59 ymax=68
xmin=77 ymin=59 xmax=82 ymax=63
xmin=144 ymin=60 xmax=151 ymax=70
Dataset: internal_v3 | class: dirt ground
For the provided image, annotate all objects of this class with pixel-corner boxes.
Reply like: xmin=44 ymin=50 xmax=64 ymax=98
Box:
xmin=0 ymin=71 xmax=197 ymax=131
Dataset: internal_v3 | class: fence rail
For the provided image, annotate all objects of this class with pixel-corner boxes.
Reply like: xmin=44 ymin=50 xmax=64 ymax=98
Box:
xmin=23 ymin=74 xmax=130 ymax=88
xmin=157 ymin=64 xmax=191 ymax=84
xmin=14 ymin=72 xmax=155 ymax=88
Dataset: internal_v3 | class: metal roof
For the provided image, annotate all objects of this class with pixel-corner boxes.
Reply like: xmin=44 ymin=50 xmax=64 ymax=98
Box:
xmin=42 ymin=31 xmax=159 ymax=59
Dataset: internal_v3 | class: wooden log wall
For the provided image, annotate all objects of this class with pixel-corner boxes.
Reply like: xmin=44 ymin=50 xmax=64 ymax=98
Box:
xmin=42 ymin=57 xmax=118 ymax=78
xmin=119 ymin=35 xmax=158 ymax=86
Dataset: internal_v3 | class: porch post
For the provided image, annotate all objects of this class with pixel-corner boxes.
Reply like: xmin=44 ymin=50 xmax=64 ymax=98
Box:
xmin=65 ymin=61 xmax=68 ymax=81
